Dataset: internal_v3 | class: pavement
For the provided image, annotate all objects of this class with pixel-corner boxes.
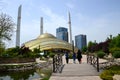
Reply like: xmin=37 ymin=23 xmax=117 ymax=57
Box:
xmin=49 ymin=55 xmax=102 ymax=80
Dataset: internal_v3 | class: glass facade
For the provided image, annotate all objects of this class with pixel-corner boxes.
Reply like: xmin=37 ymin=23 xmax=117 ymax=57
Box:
xmin=56 ymin=27 xmax=68 ymax=42
xmin=75 ymin=34 xmax=87 ymax=50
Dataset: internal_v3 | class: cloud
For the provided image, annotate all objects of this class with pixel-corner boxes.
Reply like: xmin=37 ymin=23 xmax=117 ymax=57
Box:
xmin=66 ymin=3 xmax=75 ymax=9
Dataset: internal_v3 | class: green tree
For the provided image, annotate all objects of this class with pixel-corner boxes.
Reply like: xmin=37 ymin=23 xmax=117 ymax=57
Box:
xmin=0 ymin=13 xmax=15 ymax=48
xmin=81 ymin=46 xmax=87 ymax=53
xmin=33 ymin=48 xmax=41 ymax=53
xmin=87 ymin=41 xmax=97 ymax=52
xmin=109 ymin=34 xmax=120 ymax=53
xmin=88 ymin=41 xmax=93 ymax=48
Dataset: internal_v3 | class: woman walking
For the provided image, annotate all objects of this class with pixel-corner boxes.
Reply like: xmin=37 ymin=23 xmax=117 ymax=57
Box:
xmin=77 ymin=49 xmax=82 ymax=64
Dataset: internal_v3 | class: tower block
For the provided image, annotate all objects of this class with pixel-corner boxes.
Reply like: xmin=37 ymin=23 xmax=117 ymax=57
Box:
xmin=68 ymin=12 xmax=72 ymax=44
xmin=40 ymin=17 xmax=43 ymax=35
xmin=16 ymin=5 xmax=22 ymax=47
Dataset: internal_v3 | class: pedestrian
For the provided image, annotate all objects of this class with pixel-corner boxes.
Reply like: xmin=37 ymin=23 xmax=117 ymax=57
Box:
xmin=77 ymin=49 xmax=82 ymax=64
xmin=65 ymin=51 xmax=69 ymax=64
xmin=73 ymin=52 xmax=76 ymax=63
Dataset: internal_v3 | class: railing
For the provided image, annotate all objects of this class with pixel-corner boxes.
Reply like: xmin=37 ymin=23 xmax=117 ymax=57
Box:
xmin=87 ymin=54 xmax=99 ymax=72
xmin=53 ymin=54 xmax=63 ymax=73
xmin=99 ymin=57 xmax=119 ymax=69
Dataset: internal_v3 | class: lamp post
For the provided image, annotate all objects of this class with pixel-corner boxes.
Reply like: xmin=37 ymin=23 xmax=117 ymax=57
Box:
xmin=72 ymin=40 xmax=74 ymax=53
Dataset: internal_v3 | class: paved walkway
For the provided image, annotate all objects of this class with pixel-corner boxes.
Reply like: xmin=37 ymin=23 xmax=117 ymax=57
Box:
xmin=50 ymin=55 xmax=102 ymax=80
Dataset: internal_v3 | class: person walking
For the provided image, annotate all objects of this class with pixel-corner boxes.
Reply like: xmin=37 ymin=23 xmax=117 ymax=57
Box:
xmin=65 ymin=51 xmax=69 ymax=64
xmin=77 ymin=49 xmax=82 ymax=64
xmin=73 ymin=52 xmax=76 ymax=63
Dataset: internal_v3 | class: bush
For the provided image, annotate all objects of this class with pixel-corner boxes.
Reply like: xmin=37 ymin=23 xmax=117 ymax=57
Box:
xmin=97 ymin=51 xmax=105 ymax=58
xmin=5 ymin=47 xmax=20 ymax=54
xmin=110 ymin=47 xmax=120 ymax=53
xmin=69 ymin=53 xmax=73 ymax=59
xmin=0 ymin=46 xmax=41 ymax=58
xmin=112 ymin=51 xmax=120 ymax=58
xmin=82 ymin=46 xmax=87 ymax=52
xmin=49 ymin=52 xmax=55 ymax=58
xmin=100 ymin=65 xmax=120 ymax=80
xmin=100 ymin=70 xmax=113 ymax=80
xmin=1 ymin=47 xmax=20 ymax=58
xmin=33 ymin=48 xmax=41 ymax=53
xmin=0 ymin=47 xmax=5 ymax=54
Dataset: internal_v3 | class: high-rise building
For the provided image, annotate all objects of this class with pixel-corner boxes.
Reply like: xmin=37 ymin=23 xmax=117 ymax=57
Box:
xmin=68 ymin=12 xmax=72 ymax=44
xmin=75 ymin=34 xmax=87 ymax=50
xmin=40 ymin=17 xmax=43 ymax=35
xmin=56 ymin=27 xmax=68 ymax=42
xmin=16 ymin=5 xmax=22 ymax=47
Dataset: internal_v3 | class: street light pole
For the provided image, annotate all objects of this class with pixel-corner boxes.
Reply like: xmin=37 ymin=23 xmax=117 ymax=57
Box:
xmin=72 ymin=40 xmax=74 ymax=53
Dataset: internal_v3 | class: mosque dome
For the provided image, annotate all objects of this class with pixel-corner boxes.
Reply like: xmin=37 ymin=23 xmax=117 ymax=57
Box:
xmin=37 ymin=33 xmax=56 ymax=39
xmin=24 ymin=32 xmax=78 ymax=52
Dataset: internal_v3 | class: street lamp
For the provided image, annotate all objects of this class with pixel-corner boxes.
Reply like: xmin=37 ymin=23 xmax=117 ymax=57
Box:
xmin=72 ymin=40 xmax=74 ymax=53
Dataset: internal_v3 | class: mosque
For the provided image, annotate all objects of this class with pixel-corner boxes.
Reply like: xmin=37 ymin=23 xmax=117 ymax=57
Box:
xmin=16 ymin=5 xmax=78 ymax=53
xmin=24 ymin=32 xmax=78 ymax=52
xmin=24 ymin=17 xmax=78 ymax=53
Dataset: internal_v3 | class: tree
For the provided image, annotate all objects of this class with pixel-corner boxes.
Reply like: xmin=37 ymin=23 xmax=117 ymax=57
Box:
xmin=109 ymin=34 xmax=120 ymax=48
xmin=88 ymin=41 xmax=97 ymax=52
xmin=109 ymin=34 xmax=120 ymax=52
xmin=81 ymin=46 xmax=87 ymax=53
xmin=0 ymin=13 xmax=15 ymax=48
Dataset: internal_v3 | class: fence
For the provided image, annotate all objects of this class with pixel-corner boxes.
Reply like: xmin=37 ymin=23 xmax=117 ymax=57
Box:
xmin=53 ymin=54 xmax=63 ymax=73
xmin=87 ymin=54 xmax=99 ymax=72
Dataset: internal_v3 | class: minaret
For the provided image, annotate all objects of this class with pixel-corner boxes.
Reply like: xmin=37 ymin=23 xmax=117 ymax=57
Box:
xmin=16 ymin=5 xmax=22 ymax=47
xmin=40 ymin=17 xmax=43 ymax=35
xmin=68 ymin=12 xmax=72 ymax=44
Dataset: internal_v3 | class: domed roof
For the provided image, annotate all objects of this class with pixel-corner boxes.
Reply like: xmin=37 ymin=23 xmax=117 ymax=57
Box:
xmin=37 ymin=33 xmax=56 ymax=39
xmin=25 ymin=32 xmax=78 ymax=52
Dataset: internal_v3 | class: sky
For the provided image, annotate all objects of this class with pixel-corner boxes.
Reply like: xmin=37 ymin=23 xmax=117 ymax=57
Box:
xmin=0 ymin=0 xmax=120 ymax=48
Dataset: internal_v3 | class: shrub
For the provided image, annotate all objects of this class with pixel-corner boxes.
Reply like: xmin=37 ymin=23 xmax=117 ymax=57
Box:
xmin=5 ymin=47 xmax=20 ymax=54
xmin=100 ymin=70 xmax=113 ymax=80
xmin=0 ymin=47 xmax=5 ymax=54
xmin=33 ymin=48 xmax=41 ymax=53
xmin=82 ymin=46 xmax=87 ymax=52
xmin=97 ymin=51 xmax=105 ymax=58
xmin=1 ymin=47 xmax=20 ymax=58
xmin=69 ymin=53 xmax=73 ymax=59
xmin=110 ymin=47 xmax=120 ymax=53
xmin=112 ymin=51 xmax=120 ymax=58
xmin=49 ymin=52 xmax=55 ymax=58
xmin=100 ymin=65 xmax=120 ymax=80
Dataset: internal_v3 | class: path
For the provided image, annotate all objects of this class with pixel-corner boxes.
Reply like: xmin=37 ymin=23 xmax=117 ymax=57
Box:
xmin=50 ymin=55 xmax=102 ymax=80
